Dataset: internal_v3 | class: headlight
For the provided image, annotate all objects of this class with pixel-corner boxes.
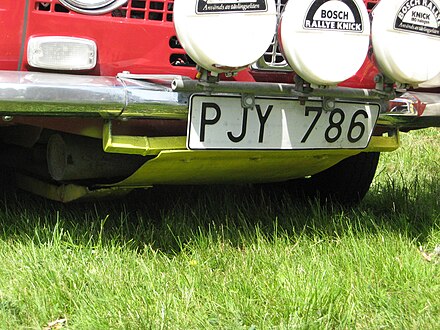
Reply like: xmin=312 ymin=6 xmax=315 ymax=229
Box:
xmin=59 ymin=0 xmax=127 ymax=14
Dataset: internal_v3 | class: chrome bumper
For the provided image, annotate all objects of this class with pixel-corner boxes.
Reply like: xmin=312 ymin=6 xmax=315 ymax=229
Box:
xmin=0 ymin=70 xmax=438 ymax=130
xmin=0 ymin=71 xmax=188 ymax=119
xmin=377 ymin=92 xmax=440 ymax=129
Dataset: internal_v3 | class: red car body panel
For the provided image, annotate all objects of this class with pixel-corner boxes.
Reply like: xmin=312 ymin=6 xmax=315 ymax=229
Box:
xmin=0 ymin=1 xmax=26 ymax=70
xmin=1 ymin=0 xmax=380 ymax=87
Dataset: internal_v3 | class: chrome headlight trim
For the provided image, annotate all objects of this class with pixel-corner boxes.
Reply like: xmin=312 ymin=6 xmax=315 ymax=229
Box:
xmin=59 ymin=0 xmax=127 ymax=15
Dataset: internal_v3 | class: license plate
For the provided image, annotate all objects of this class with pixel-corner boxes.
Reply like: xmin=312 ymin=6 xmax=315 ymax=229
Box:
xmin=187 ymin=95 xmax=380 ymax=150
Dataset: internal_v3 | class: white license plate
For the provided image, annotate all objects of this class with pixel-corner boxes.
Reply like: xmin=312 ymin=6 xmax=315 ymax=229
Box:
xmin=187 ymin=95 xmax=380 ymax=150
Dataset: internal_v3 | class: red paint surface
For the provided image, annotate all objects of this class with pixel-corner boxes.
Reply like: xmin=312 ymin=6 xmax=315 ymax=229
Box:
xmin=0 ymin=0 xmax=383 ymax=88
xmin=0 ymin=1 xmax=26 ymax=70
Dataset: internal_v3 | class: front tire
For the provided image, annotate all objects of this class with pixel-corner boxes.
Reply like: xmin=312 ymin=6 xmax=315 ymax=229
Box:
xmin=294 ymin=152 xmax=381 ymax=205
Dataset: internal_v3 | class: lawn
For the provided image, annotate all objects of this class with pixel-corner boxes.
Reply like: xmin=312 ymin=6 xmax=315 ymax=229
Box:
xmin=0 ymin=128 xmax=438 ymax=329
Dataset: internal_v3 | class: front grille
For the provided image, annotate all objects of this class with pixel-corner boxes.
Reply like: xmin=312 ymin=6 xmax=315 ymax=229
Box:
xmin=253 ymin=0 xmax=289 ymax=71
xmin=254 ymin=0 xmax=381 ymax=71
xmin=112 ymin=0 xmax=174 ymax=22
xmin=169 ymin=36 xmax=196 ymax=67
xmin=34 ymin=0 xmax=175 ymax=22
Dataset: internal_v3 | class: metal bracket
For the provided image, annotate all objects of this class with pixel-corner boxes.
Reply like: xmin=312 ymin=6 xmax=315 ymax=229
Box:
xmin=241 ymin=94 xmax=255 ymax=109
xmin=102 ymin=120 xmax=186 ymax=156
xmin=375 ymin=74 xmax=396 ymax=93
xmin=196 ymin=66 xmax=220 ymax=83
xmin=294 ymin=75 xmax=313 ymax=94
xmin=172 ymin=76 xmax=392 ymax=101
xmin=322 ymin=97 xmax=336 ymax=111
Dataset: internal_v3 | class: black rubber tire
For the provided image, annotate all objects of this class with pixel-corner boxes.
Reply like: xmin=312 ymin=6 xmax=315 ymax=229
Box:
xmin=293 ymin=152 xmax=381 ymax=205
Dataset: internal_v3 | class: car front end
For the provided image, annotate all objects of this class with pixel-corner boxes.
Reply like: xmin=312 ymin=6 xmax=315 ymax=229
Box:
xmin=0 ymin=0 xmax=438 ymax=202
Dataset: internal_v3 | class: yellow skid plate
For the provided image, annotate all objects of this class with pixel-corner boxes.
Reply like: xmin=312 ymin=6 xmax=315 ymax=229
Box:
xmin=115 ymin=150 xmax=357 ymax=186
xmin=15 ymin=135 xmax=398 ymax=202
xmin=109 ymin=135 xmax=399 ymax=187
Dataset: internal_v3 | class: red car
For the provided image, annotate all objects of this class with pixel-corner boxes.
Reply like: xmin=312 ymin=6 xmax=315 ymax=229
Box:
xmin=0 ymin=0 xmax=438 ymax=203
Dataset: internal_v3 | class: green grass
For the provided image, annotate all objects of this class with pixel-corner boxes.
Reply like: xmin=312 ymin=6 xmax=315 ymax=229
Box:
xmin=0 ymin=128 xmax=438 ymax=329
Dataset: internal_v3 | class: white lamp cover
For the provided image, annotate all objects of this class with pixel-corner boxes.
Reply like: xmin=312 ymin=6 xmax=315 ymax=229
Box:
xmin=420 ymin=72 xmax=440 ymax=88
xmin=173 ymin=0 xmax=277 ymax=73
xmin=372 ymin=0 xmax=440 ymax=84
xmin=279 ymin=0 xmax=370 ymax=85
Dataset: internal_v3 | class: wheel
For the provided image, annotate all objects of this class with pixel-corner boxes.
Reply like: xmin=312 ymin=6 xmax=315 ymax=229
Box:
xmin=258 ymin=152 xmax=380 ymax=205
xmin=294 ymin=152 xmax=381 ymax=205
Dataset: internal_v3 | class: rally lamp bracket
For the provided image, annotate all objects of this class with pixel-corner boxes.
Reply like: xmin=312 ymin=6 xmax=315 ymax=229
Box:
xmin=171 ymin=76 xmax=394 ymax=103
xmin=196 ymin=67 xmax=220 ymax=84
xmin=375 ymin=74 xmax=398 ymax=93
xmin=241 ymin=94 xmax=256 ymax=109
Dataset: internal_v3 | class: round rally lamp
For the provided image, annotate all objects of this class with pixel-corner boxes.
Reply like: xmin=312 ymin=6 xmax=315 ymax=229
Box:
xmin=173 ymin=0 xmax=277 ymax=73
xmin=279 ymin=0 xmax=370 ymax=86
xmin=372 ymin=0 xmax=440 ymax=85
xmin=420 ymin=72 xmax=440 ymax=88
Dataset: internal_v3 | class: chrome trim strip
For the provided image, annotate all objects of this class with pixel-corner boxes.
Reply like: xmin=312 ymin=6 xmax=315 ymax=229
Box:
xmin=0 ymin=71 xmax=188 ymax=119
